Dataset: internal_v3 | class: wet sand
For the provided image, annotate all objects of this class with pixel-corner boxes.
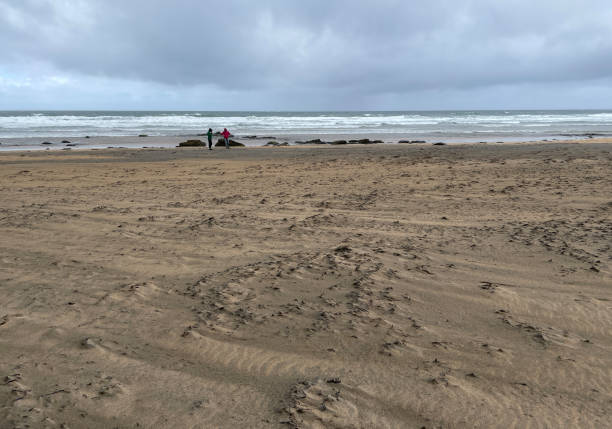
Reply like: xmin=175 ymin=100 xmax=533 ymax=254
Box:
xmin=1 ymin=141 xmax=611 ymax=427
xmin=0 ymin=133 xmax=602 ymax=152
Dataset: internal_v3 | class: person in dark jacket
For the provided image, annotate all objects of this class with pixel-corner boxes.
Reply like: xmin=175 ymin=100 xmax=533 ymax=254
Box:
xmin=207 ymin=128 xmax=213 ymax=150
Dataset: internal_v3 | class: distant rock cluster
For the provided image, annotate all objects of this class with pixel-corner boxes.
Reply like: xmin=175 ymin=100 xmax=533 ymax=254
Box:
xmin=39 ymin=140 xmax=78 ymax=146
xmin=295 ymin=138 xmax=384 ymax=145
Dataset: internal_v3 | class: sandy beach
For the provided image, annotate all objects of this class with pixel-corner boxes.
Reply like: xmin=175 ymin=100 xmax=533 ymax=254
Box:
xmin=1 ymin=141 xmax=611 ymax=428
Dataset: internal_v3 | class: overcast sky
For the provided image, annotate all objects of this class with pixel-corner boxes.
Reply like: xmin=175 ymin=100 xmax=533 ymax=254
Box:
xmin=1 ymin=0 xmax=611 ymax=110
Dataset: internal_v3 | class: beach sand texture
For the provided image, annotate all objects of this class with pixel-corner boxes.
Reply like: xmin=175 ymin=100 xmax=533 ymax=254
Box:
xmin=1 ymin=142 xmax=611 ymax=428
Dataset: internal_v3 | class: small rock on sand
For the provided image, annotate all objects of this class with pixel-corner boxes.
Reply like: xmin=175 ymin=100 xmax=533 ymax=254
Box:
xmin=81 ymin=338 xmax=96 ymax=349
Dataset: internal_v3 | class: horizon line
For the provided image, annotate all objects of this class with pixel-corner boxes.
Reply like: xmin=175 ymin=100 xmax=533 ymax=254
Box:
xmin=1 ymin=108 xmax=612 ymax=113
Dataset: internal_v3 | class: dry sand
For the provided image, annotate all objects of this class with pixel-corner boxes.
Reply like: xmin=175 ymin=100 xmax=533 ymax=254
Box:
xmin=0 ymin=141 xmax=611 ymax=428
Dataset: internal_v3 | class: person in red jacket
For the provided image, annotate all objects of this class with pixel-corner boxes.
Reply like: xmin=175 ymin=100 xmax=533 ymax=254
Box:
xmin=221 ymin=128 xmax=231 ymax=149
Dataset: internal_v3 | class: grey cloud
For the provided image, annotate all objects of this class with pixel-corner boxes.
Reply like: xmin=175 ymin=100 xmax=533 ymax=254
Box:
xmin=1 ymin=0 xmax=611 ymax=108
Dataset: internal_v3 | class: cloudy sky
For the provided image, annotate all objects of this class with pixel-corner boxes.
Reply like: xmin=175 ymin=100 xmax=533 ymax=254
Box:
xmin=1 ymin=0 xmax=611 ymax=110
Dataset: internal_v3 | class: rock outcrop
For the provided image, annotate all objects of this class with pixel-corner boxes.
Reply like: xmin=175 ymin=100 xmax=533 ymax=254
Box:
xmin=348 ymin=139 xmax=383 ymax=144
xmin=295 ymin=138 xmax=326 ymax=145
xmin=177 ymin=139 xmax=205 ymax=147
xmin=215 ymin=139 xmax=245 ymax=147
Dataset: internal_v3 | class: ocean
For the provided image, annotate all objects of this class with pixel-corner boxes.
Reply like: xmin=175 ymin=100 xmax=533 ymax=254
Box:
xmin=1 ymin=110 xmax=611 ymax=150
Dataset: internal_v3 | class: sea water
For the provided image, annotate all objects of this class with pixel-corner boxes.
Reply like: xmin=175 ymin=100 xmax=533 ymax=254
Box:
xmin=1 ymin=110 xmax=611 ymax=149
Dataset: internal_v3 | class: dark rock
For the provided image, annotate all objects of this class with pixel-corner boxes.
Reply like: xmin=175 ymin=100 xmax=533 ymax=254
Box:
xmin=330 ymin=140 xmax=348 ymax=145
xmin=433 ymin=142 xmax=446 ymax=146
xmin=244 ymin=135 xmax=258 ymax=139
xmin=41 ymin=141 xmax=52 ymax=145
xmin=85 ymin=136 xmax=90 ymax=138
xmin=265 ymin=141 xmax=280 ymax=146
xmin=348 ymin=138 xmax=383 ymax=144
xmin=398 ymin=140 xmax=426 ymax=143
xmin=296 ymin=138 xmax=326 ymax=145
xmin=62 ymin=140 xmax=71 ymax=143
xmin=81 ymin=338 xmax=96 ymax=349
xmin=326 ymin=377 xmax=341 ymax=384
xmin=178 ymin=139 xmax=205 ymax=147
xmin=138 ymin=134 xmax=148 ymax=137
xmin=66 ymin=143 xmax=77 ymax=147
xmin=215 ymin=139 xmax=245 ymax=147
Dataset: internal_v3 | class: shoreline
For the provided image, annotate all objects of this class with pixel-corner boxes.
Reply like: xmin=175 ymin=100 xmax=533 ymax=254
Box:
xmin=1 ymin=133 xmax=611 ymax=153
